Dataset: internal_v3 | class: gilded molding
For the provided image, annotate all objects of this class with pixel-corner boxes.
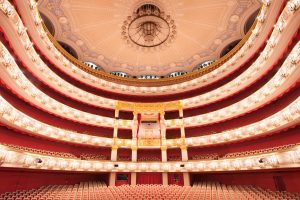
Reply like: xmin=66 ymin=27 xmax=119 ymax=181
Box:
xmin=41 ymin=17 xmax=258 ymax=87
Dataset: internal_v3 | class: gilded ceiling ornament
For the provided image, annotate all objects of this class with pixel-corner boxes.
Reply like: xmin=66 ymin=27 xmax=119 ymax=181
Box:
xmin=121 ymin=3 xmax=176 ymax=51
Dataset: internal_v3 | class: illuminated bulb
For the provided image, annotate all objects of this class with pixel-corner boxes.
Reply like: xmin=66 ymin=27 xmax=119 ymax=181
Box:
xmin=59 ymin=160 xmax=68 ymax=168
xmin=128 ymin=163 xmax=137 ymax=170
xmin=118 ymin=163 xmax=125 ymax=169
xmin=93 ymin=162 xmax=103 ymax=169
xmin=185 ymin=163 xmax=194 ymax=170
xmin=70 ymin=161 xmax=79 ymax=169
xmin=196 ymin=163 xmax=205 ymax=170
xmin=47 ymin=159 xmax=56 ymax=167
xmin=105 ymin=163 xmax=114 ymax=170
xmin=150 ymin=164 xmax=159 ymax=171
xmin=244 ymin=159 xmax=253 ymax=168
xmin=262 ymin=0 xmax=271 ymax=6
xmin=287 ymin=0 xmax=300 ymax=12
xmin=82 ymin=162 xmax=91 ymax=170
xmin=274 ymin=20 xmax=284 ymax=32
xmin=232 ymin=160 xmax=241 ymax=169
xmin=139 ymin=163 xmax=148 ymax=170
xmin=1 ymin=2 xmax=14 ymax=17
xmin=208 ymin=161 xmax=218 ymax=170
xmin=220 ymin=161 xmax=229 ymax=169
xmin=162 ymin=164 xmax=169 ymax=171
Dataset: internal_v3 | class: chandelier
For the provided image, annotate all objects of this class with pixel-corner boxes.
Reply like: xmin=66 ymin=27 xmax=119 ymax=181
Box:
xmin=121 ymin=4 xmax=176 ymax=50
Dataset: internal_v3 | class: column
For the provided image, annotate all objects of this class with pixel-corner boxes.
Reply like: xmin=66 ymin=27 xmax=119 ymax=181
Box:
xmin=109 ymin=172 xmax=116 ymax=186
xmin=179 ymin=102 xmax=190 ymax=186
xmin=131 ymin=146 xmax=137 ymax=185
xmin=131 ymin=172 xmax=137 ymax=186
xmin=109 ymin=103 xmax=120 ymax=186
xmin=162 ymin=172 xmax=168 ymax=186
xmin=160 ymin=112 xmax=167 ymax=162
xmin=111 ymin=105 xmax=119 ymax=161
xmin=161 ymin=146 xmax=168 ymax=186
xmin=131 ymin=112 xmax=138 ymax=185
xmin=160 ymin=111 xmax=168 ymax=185
xmin=183 ymin=173 xmax=191 ymax=186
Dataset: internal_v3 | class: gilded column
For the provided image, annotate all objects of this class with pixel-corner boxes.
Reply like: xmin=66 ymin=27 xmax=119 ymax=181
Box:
xmin=160 ymin=111 xmax=168 ymax=185
xmin=109 ymin=103 xmax=120 ymax=186
xmin=179 ymin=101 xmax=190 ymax=186
xmin=131 ymin=146 xmax=137 ymax=185
xmin=111 ymin=103 xmax=120 ymax=162
xmin=131 ymin=112 xmax=138 ymax=185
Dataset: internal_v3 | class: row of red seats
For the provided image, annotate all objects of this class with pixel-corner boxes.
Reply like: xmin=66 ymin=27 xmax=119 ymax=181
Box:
xmin=1 ymin=181 xmax=299 ymax=200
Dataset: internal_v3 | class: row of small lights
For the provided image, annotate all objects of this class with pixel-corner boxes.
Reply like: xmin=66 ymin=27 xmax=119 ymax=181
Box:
xmin=1 ymin=34 xmax=300 ymax=134
xmin=0 ymin=143 xmax=300 ymax=172
xmin=1 ymin=0 xmax=294 ymax=118
xmin=22 ymin=0 xmax=300 ymax=112
xmin=0 ymin=90 xmax=298 ymax=149
xmin=24 ymin=0 xmax=272 ymax=97
xmin=181 ymin=2 xmax=299 ymax=108
xmin=0 ymin=18 xmax=299 ymax=146
xmin=0 ymin=9 xmax=298 ymax=131
xmin=0 ymin=0 xmax=118 ymax=111
xmin=170 ymin=41 xmax=300 ymax=127
xmin=0 ymin=43 xmax=133 ymax=128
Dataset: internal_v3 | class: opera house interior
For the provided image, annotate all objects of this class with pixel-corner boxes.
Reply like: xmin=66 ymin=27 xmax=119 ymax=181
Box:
xmin=0 ymin=0 xmax=299 ymax=199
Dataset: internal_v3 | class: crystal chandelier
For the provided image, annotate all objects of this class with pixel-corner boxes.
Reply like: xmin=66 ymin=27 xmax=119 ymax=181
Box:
xmin=122 ymin=3 xmax=176 ymax=51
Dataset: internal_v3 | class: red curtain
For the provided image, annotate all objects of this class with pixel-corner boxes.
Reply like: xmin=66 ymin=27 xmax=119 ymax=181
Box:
xmin=137 ymin=173 xmax=162 ymax=184
xmin=137 ymin=113 xmax=141 ymax=138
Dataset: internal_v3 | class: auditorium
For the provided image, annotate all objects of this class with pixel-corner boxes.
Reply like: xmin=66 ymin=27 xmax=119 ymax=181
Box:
xmin=0 ymin=0 xmax=299 ymax=199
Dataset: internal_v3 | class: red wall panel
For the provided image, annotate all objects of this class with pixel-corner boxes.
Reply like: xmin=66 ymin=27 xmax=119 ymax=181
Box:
xmin=137 ymin=173 xmax=162 ymax=184
xmin=0 ymin=169 xmax=109 ymax=193
xmin=192 ymin=170 xmax=300 ymax=193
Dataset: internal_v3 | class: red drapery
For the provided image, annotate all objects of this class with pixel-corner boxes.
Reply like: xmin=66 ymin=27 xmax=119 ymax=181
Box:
xmin=137 ymin=173 xmax=162 ymax=184
xmin=136 ymin=113 xmax=141 ymax=139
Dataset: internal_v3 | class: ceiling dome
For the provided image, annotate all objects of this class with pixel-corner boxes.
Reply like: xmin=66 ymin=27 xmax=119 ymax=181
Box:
xmin=38 ymin=0 xmax=261 ymax=76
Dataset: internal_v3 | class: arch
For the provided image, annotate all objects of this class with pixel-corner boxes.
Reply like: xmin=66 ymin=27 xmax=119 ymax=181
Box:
xmin=244 ymin=8 xmax=260 ymax=34
xmin=166 ymin=71 xmax=187 ymax=78
xmin=83 ymin=61 xmax=104 ymax=71
xmin=39 ymin=12 xmax=55 ymax=36
xmin=220 ymin=39 xmax=241 ymax=58
xmin=58 ymin=41 xmax=78 ymax=59
xmin=110 ymin=71 xmax=131 ymax=78
xmin=193 ymin=60 xmax=214 ymax=71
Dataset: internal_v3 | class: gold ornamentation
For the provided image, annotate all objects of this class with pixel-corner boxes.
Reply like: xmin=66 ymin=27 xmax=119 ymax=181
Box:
xmin=180 ymin=145 xmax=187 ymax=150
xmin=41 ymin=16 xmax=257 ymax=86
xmin=111 ymin=145 xmax=119 ymax=150
xmin=161 ymin=146 xmax=168 ymax=151
xmin=117 ymin=101 xmax=181 ymax=113
xmin=138 ymin=139 xmax=161 ymax=147
xmin=131 ymin=146 xmax=138 ymax=151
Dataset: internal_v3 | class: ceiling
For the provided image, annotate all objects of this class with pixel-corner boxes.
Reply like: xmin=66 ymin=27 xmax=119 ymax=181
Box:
xmin=38 ymin=0 xmax=261 ymax=76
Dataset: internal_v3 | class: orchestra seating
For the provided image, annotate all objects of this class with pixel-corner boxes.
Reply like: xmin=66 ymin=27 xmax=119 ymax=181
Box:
xmin=1 ymin=181 xmax=299 ymax=200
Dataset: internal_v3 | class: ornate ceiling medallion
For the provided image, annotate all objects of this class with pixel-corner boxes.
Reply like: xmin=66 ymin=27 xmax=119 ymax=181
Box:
xmin=121 ymin=3 xmax=176 ymax=51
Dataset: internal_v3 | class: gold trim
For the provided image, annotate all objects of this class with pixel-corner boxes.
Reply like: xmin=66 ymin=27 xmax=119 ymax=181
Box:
xmin=111 ymin=145 xmax=119 ymax=150
xmin=161 ymin=146 xmax=168 ymax=151
xmin=180 ymin=145 xmax=187 ymax=151
xmin=138 ymin=139 xmax=161 ymax=147
xmin=131 ymin=146 xmax=138 ymax=151
xmin=41 ymin=7 xmax=260 ymax=87
xmin=117 ymin=101 xmax=181 ymax=112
